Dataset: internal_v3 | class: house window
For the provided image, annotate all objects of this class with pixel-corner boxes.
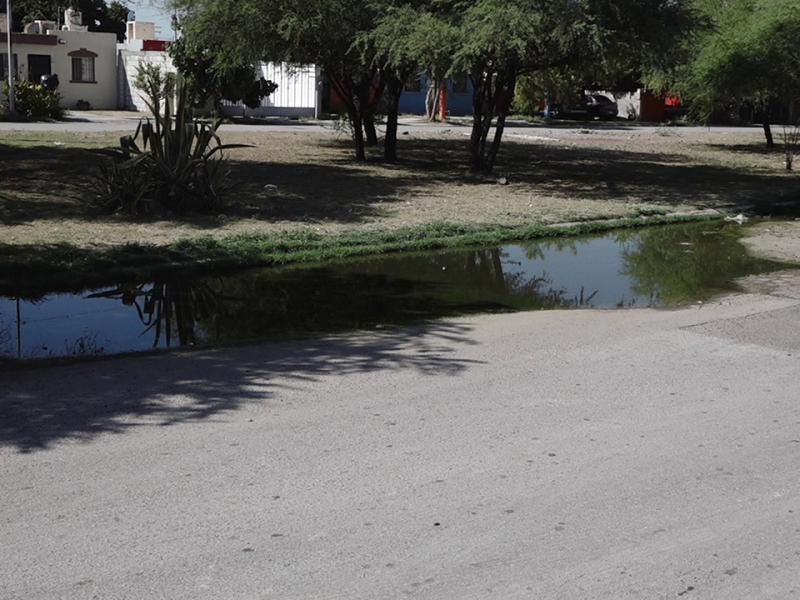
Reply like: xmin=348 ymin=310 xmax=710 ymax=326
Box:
xmin=452 ymin=73 xmax=469 ymax=94
xmin=71 ymin=57 xmax=95 ymax=82
xmin=0 ymin=53 xmax=19 ymax=80
xmin=68 ymin=48 xmax=98 ymax=83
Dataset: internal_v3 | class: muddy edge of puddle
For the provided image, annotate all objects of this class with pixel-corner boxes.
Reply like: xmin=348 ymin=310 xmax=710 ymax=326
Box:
xmin=738 ymin=221 xmax=800 ymax=298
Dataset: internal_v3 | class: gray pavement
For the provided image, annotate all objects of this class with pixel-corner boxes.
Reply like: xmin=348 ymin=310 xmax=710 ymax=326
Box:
xmin=2 ymin=282 xmax=800 ymax=599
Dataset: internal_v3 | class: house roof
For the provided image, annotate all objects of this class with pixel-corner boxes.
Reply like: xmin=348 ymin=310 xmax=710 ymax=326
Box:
xmin=0 ymin=32 xmax=58 ymax=45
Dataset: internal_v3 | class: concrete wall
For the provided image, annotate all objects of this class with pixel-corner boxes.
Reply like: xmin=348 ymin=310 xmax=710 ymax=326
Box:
xmin=221 ymin=63 xmax=322 ymax=118
xmin=117 ymin=48 xmax=176 ymax=111
xmin=126 ymin=21 xmax=156 ymax=43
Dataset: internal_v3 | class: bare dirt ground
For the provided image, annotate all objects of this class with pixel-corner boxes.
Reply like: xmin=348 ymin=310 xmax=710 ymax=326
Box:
xmin=739 ymin=220 xmax=800 ymax=297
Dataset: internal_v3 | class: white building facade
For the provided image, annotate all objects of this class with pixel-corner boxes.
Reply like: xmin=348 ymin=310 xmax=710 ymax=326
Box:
xmin=1 ymin=11 xmax=117 ymax=110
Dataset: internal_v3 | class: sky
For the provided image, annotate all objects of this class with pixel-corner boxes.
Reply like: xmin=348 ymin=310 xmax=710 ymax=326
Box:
xmin=126 ymin=0 xmax=175 ymax=40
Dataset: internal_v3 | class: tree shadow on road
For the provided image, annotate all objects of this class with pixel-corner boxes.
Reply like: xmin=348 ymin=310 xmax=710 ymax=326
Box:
xmin=0 ymin=320 xmax=483 ymax=453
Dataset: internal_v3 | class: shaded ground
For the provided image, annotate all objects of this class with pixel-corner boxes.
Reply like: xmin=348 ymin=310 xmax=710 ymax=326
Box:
xmin=1 ymin=127 xmax=798 ymax=248
xmin=0 ymin=320 xmax=479 ymax=452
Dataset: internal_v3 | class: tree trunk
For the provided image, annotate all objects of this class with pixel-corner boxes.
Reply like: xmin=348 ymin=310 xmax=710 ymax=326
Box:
xmin=764 ymin=122 xmax=774 ymax=148
xmin=484 ymin=71 xmax=517 ymax=175
xmin=363 ymin=115 xmax=378 ymax=146
xmin=763 ymin=98 xmax=775 ymax=148
xmin=469 ymin=74 xmax=491 ymax=172
xmin=425 ymin=76 xmax=444 ymax=122
xmin=361 ymin=71 xmax=385 ymax=147
xmin=351 ymin=106 xmax=366 ymax=161
xmin=328 ymin=70 xmax=371 ymax=161
xmin=384 ymin=75 xmax=404 ymax=162
xmin=468 ymin=69 xmax=510 ymax=174
xmin=469 ymin=100 xmax=486 ymax=172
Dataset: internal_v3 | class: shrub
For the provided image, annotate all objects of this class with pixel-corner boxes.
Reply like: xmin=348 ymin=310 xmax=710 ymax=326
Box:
xmin=92 ymin=81 xmax=249 ymax=215
xmin=2 ymin=80 xmax=64 ymax=120
xmin=134 ymin=63 xmax=177 ymax=116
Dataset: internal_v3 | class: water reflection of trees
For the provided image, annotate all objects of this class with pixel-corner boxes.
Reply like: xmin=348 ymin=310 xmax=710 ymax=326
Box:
xmin=87 ymin=280 xmax=239 ymax=347
xmin=0 ymin=312 xmax=12 ymax=357
xmin=90 ymin=247 xmax=595 ymax=350
xmin=616 ymin=222 xmax=785 ymax=305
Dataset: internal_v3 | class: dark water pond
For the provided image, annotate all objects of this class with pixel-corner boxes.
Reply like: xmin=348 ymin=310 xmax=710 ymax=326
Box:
xmin=0 ymin=220 xmax=792 ymax=360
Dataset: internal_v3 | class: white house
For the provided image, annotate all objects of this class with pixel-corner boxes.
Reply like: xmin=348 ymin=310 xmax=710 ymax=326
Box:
xmin=3 ymin=11 xmax=324 ymax=117
xmin=1 ymin=10 xmax=117 ymax=110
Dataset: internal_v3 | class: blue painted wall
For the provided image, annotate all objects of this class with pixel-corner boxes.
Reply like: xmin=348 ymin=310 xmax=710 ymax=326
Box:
xmin=397 ymin=75 xmax=474 ymax=117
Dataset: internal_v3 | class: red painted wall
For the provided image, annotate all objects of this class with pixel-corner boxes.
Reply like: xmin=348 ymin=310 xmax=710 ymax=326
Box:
xmin=142 ymin=40 xmax=166 ymax=51
xmin=640 ymin=89 xmax=666 ymax=122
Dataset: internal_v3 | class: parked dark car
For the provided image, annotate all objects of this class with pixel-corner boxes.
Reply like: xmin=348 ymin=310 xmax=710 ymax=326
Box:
xmin=553 ymin=94 xmax=619 ymax=120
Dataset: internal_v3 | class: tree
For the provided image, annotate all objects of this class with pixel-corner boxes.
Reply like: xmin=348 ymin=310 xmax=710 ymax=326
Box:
xmin=666 ymin=0 xmax=800 ymax=153
xmin=166 ymin=29 xmax=278 ymax=115
xmin=359 ymin=3 xmax=452 ymax=160
xmin=9 ymin=0 xmax=129 ymax=41
xmin=171 ymin=0 xmax=388 ymax=161
xmin=444 ymin=0 xmax=699 ymax=174
xmin=170 ymin=0 xmax=697 ymax=172
xmin=370 ymin=7 xmax=460 ymax=123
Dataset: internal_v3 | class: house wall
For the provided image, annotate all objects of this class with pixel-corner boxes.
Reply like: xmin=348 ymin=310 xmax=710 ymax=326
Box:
xmin=397 ymin=75 xmax=473 ymax=117
xmin=221 ymin=63 xmax=322 ymax=118
xmin=52 ymin=29 xmax=117 ymax=110
xmin=117 ymin=48 xmax=175 ymax=111
xmin=0 ymin=29 xmax=118 ymax=110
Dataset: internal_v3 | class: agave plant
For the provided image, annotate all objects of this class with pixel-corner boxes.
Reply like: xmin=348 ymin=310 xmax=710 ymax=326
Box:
xmin=92 ymin=137 xmax=154 ymax=215
xmin=92 ymin=80 xmax=250 ymax=215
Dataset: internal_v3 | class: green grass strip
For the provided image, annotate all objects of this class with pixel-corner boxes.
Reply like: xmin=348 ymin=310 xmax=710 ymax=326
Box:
xmin=0 ymin=214 xmax=723 ymax=297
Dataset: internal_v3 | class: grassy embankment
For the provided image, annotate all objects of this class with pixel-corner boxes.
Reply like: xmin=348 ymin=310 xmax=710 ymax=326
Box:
xmin=1 ymin=124 xmax=797 ymax=294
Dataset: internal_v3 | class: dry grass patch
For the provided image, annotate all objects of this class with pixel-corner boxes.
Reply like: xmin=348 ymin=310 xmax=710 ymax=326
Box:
xmin=0 ymin=125 xmax=797 ymax=250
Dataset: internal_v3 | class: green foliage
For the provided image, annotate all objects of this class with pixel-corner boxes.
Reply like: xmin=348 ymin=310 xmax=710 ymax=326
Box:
xmin=166 ymin=33 xmax=278 ymax=113
xmin=618 ymin=220 xmax=782 ymax=305
xmin=666 ymin=0 xmax=800 ymax=124
xmin=170 ymin=0 xmax=699 ymax=170
xmin=2 ymin=80 xmax=64 ymax=120
xmin=170 ymin=0 xmax=384 ymax=158
xmin=93 ymin=84 xmax=251 ymax=215
xmin=134 ymin=63 xmax=177 ymax=118
xmin=93 ymin=149 xmax=154 ymax=215
xmin=513 ymin=68 xmax=584 ymax=116
xmin=0 ymin=214 xmax=725 ymax=297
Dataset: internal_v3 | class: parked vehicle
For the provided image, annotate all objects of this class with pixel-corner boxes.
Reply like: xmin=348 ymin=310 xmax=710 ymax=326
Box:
xmin=553 ymin=94 xmax=619 ymax=120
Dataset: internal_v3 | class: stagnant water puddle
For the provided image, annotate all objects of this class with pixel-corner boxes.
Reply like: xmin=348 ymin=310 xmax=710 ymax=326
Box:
xmin=0 ymin=220 xmax=794 ymax=360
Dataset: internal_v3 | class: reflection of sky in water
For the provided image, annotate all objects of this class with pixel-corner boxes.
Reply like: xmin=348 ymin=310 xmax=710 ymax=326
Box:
xmin=0 ymin=294 xmax=163 ymax=359
xmin=500 ymin=237 xmax=646 ymax=308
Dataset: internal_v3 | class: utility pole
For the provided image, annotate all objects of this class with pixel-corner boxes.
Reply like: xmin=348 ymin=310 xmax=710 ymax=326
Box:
xmin=5 ymin=0 xmax=16 ymax=118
